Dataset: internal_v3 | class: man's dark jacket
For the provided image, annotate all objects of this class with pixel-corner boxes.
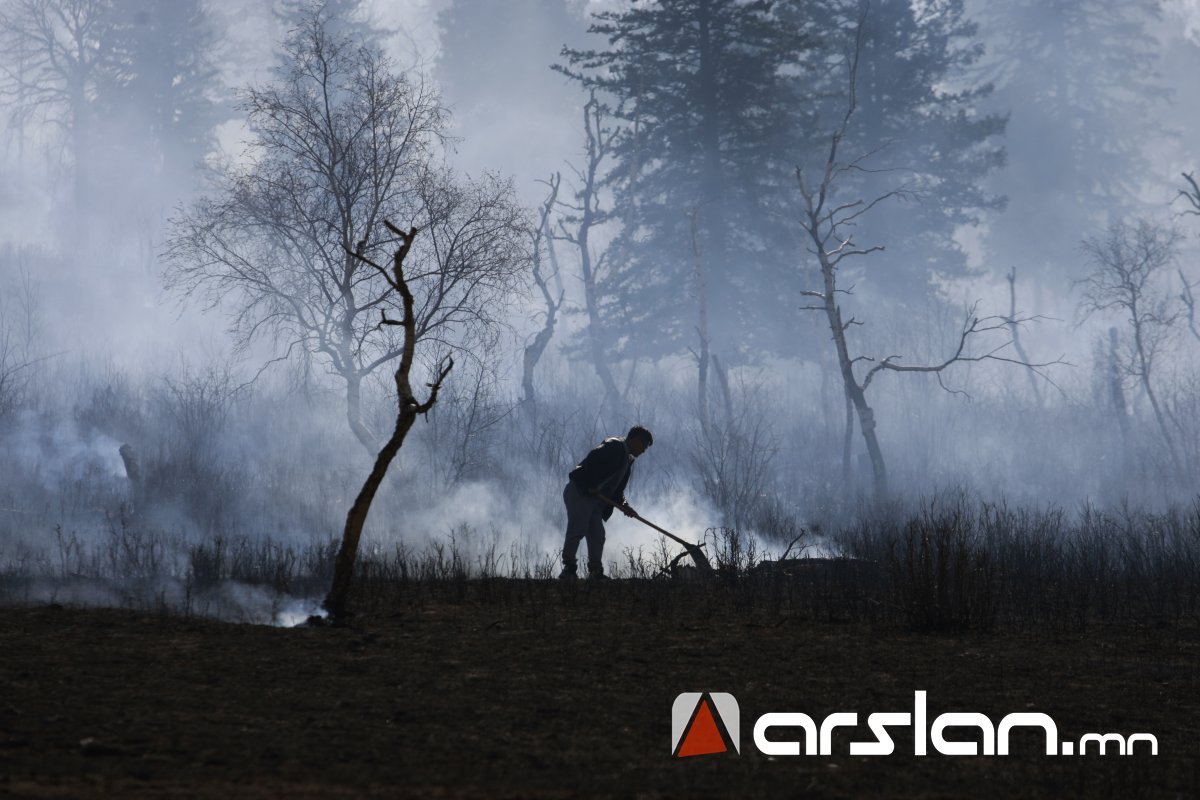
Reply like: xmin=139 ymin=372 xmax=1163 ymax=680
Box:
xmin=569 ymin=437 xmax=633 ymax=520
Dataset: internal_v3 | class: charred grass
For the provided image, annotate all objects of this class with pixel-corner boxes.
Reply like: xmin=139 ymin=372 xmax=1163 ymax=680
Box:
xmin=0 ymin=585 xmax=1197 ymax=799
xmin=1 ymin=501 xmax=1199 ymax=797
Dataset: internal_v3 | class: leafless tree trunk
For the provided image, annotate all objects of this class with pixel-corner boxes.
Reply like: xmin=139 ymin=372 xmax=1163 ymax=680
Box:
xmin=797 ymin=10 xmax=1061 ymax=500
xmin=1178 ymin=172 xmax=1199 ymax=343
xmin=1078 ymin=219 xmax=1183 ymax=472
xmin=842 ymin=391 xmax=855 ymax=484
xmin=797 ymin=221 xmax=890 ymax=494
xmin=1107 ymin=327 xmax=1130 ymax=442
xmin=341 ymin=371 xmax=374 ymax=451
xmin=1179 ymin=271 xmax=1200 ymax=344
xmin=522 ymin=174 xmax=564 ymax=407
xmin=0 ymin=0 xmax=113 ymax=210
xmin=166 ymin=12 xmax=525 ymax=456
xmin=795 ymin=16 xmax=894 ymax=498
xmin=692 ymin=0 xmax=724 ymax=436
xmin=1178 ymin=172 xmax=1200 ymax=218
xmin=688 ymin=206 xmax=713 ymax=435
xmin=711 ymin=354 xmax=734 ymax=432
xmin=325 ymin=224 xmax=453 ymax=620
xmin=557 ymin=94 xmax=623 ymax=408
xmin=1006 ymin=268 xmax=1043 ymax=407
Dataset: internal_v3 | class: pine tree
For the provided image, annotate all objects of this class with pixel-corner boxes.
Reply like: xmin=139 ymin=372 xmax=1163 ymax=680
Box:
xmin=558 ymin=0 xmax=816 ymax=381
xmin=103 ymin=0 xmax=224 ymax=210
xmin=0 ymin=0 xmax=224 ymax=223
xmin=791 ymin=0 xmax=1007 ymax=306
xmin=0 ymin=0 xmax=122 ymax=210
xmin=556 ymin=0 xmax=1004 ymax=374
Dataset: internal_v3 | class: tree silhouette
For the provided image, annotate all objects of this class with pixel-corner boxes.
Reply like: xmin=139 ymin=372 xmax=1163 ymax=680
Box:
xmin=324 ymin=223 xmax=453 ymax=620
xmin=166 ymin=8 xmax=526 ymax=452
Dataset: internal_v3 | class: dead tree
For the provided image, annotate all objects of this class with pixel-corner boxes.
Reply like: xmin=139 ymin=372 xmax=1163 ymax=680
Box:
xmin=1180 ymin=172 xmax=1200 ymax=344
xmin=324 ymin=223 xmax=453 ymax=620
xmin=0 ymin=0 xmax=116 ymax=209
xmin=1005 ymin=268 xmax=1044 ymax=407
xmin=1179 ymin=271 xmax=1200 ymax=344
xmin=1105 ymin=327 xmax=1130 ymax=442
xmin=165 ymin=12 xmax=455 ymax=454
xmin=1077 ymin=218 xmax=1184 ymax=471
xmin=521 ymin=173 xmax=565 ymax=407
xmin=710 ymin=353 xmax=735 ymax=432
xmin=686 ymin=205 xmax=715 ymax=436
xmin=556 ymin=94 xmax=623 ymax=408
xmin=796 ymin=12 xmax=1061 ymax=500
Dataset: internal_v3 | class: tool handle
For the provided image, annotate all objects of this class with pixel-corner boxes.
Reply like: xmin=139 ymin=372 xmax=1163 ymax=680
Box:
xmin=593 ymin=491 xmax=700 ymax=549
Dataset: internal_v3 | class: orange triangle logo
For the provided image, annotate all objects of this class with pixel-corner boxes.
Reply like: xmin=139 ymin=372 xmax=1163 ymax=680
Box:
xmin=675 ymin=696 xmax=731 ymax=757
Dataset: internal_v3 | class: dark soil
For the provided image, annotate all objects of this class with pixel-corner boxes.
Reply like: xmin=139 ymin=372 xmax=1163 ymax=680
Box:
xmin=1 ymin=580 xmax=1197 ymax=798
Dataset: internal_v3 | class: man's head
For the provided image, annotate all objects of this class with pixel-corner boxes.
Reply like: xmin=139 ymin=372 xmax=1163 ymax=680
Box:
xmin=626 ymin=425 xmax=653 ymax=456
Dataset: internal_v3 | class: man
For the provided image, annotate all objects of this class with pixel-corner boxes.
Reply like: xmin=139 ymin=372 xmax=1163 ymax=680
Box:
xmin=560 ymin=425 xmax=653 ymax=580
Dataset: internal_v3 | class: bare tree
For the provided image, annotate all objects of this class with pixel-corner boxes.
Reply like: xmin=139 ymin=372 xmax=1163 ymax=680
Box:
xmin=1005 ymin=267 xmax=1044 ymax=407
xmin=428 ymin=356 xmax=511 ymax=486
xmin=1179 ymin=271 xmax=1200 ymax=345
xmin=521 ymin=173 xmax=564 ymax=407
xmin=324 ymin=224 xmax=453 ymax=619
xmin=687 ymin=204 xmax=714 ymax=436
xmin=555 ymin=94 xmax=623 ymax=408
xmin=165 ymin=10 xmax=525 ymax=453
xmin=0 ymin=0 xmax=119 ymax=206
xmin=1077 ymin=218 xmax=1183 ymax=470
xmin=796 ymin=10 xmax=1060 ymax=500
xmin=1103 ymin=326 xmax=1130 ymax=441
xmin=688 ymin=372 xmax=778 ymax=530
xmin=1180 ymin=172 xmax=1200 ymax=344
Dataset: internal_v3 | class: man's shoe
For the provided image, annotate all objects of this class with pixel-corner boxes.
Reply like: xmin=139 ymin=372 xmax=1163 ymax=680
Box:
xmin=558 ymin=568 xmax=578 ymax=580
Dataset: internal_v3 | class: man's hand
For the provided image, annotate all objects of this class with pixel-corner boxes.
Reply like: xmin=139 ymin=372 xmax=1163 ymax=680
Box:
xmin=620 ymin=502 xmax=637 ymax=518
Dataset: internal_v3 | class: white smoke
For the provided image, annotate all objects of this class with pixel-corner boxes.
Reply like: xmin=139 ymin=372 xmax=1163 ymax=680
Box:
xmin=4 ymin=410 xmax=127 ymax=490
xmin=0 ymin=573 xmax=324 ymax=627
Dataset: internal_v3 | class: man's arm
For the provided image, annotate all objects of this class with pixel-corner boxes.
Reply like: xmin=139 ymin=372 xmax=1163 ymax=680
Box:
xmin=613 ymin=464 xmax=636 ymax=517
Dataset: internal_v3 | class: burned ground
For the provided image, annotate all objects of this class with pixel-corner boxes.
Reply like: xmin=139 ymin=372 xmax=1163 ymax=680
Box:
xmin=0 ymin=578 xmax=1196 ymax=798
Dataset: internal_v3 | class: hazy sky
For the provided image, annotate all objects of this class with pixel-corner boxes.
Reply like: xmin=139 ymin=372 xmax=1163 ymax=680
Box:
xmin=2 ymin=0 xmax=1199 ymax=404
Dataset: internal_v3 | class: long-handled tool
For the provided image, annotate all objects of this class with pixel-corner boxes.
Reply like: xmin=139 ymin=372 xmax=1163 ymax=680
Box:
xmin=595 ymin=492 xmax=714 ymax=574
